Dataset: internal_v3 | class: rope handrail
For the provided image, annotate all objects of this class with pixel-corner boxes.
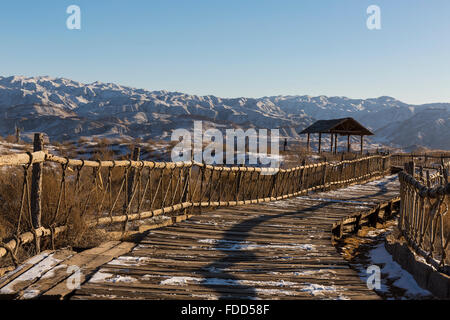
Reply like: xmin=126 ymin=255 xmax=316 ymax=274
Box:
xmin=390 ymin=153 xmax=450 ymax=169
xmin=398 ymin=170 xmax=450 ymax=274
xmin=0 ymin=148 xmax=392 ymax=263
xmin=0 ymin=150 xmax=389 ymax=171
xmin=0 ymin=151 xmax=46 ymax=167
xmin=399 ymin=171 xmax=450 ymax=198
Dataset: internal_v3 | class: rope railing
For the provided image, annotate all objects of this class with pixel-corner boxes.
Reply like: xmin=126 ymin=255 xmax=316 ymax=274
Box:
xmin=398 ymin=168 xmax=450 ymax=274
xmin=391 ymin=153 xmax=450 ymax=168
xmin=0 ymin=135 xmax=392 ymax=264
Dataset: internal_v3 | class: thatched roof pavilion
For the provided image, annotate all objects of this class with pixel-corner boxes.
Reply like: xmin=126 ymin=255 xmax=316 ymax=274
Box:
xmin=299 ymin=117 xmax=373 ymax=154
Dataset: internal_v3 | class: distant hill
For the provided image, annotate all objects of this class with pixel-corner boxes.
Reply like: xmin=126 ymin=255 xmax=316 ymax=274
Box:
xmin=375 ymin=107 xmax=450 ymax=150
xmin=0 ymin=75 xmax=449 ymax=150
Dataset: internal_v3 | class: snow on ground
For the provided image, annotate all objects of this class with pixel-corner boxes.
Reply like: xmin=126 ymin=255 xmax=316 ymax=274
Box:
xmin=0 ymin=254 xmax=64 ymax=294
xmin=159 ymin=276 xmax=297 ymax=288
xmin=89 ymin=270 xmax=137 ymax=284
xmin=269 ymin=269 xmax=338 ymax=280
xmin=40 ymin=264 xmax=67 ymax=280
xmin=196 ymin=239 xmax=315 ymax=252
xmin=107 ymin=256 xmax=152 ymax=267
xmin=299 ymin=283 xmax=342 ymax=297
xmin=21 ymin=289 xmax=42 ymax=299
xmin=347 ymin=228 xmax=434 ymax=299
xmin=295 ymin=196 xmax=375 ymax=206
xmin=86 ymin=268 xmax=349 ymax=299
xmin=366 ymin=243 xmax=432 ymax=298
xmin=158 ymin=275 xmax=347 ymax=298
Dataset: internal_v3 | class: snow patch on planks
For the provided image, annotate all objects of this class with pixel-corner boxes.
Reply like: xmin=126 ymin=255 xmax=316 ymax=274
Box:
xmin=0 ymin=241 xmax=136 ymax=299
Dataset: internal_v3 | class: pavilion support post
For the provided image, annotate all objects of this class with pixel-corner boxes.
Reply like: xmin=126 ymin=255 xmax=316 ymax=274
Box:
xmin=360 ymin=135 xmax=364 ymax=155
xmin=334 ymin=134 xmax=338 ymax=154
xmin=318 ymin=133 xmax=322 ymax=153
xmin=347 ymin=135 xmax=351 ymax=153
xmin=306 ymin=133 xmax=310 ymax=152
xmin=330 ymin=134 xmax=333 ymax=152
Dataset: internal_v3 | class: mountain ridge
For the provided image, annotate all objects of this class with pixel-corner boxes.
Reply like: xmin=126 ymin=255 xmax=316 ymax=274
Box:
xmin=0 ymin=75 xmax=449 ymax=150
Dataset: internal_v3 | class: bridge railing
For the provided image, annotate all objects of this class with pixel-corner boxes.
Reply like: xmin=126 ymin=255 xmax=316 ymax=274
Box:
xmin=391 ymin=153 xmax=450 ymax=168
xmin=398 ymin=166 xmax=450 ymax=274
xmin=0 ymin=136 xmax=392 ymax=265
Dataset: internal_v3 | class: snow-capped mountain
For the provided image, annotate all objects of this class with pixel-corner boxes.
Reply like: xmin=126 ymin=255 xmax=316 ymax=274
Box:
xmin=0 ymin=75 xmax=448 ymax=149
xmin=375 ymin=107 xmax=450 ymax=150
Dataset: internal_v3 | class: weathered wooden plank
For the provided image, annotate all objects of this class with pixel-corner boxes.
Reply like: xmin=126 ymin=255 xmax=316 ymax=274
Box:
xmin=15 ymin=241 xmax=121 ymax=300
xmin=0 ymin=251 xmax=53 ymax=289
xmin=0 ymin=249 xmax=75 ymax=299
xmin=41 ymin=242 xmax=136 ymax=299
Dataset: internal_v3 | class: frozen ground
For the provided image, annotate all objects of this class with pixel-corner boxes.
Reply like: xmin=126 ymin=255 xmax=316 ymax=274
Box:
xmin=340 ymin=225 xmax=434 ymax=300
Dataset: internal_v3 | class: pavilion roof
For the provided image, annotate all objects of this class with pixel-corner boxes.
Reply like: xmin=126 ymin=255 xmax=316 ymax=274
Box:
xmin=299 ymin=117 xmax=373 ymax=136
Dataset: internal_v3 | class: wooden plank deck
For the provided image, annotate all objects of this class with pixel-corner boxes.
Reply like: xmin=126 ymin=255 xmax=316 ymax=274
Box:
xmin=0 ymin=175 xmax=400 ymax=300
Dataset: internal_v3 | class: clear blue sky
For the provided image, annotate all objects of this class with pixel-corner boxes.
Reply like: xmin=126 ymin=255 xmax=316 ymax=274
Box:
xmin=0 ymin=0 xmax=449 ymax=104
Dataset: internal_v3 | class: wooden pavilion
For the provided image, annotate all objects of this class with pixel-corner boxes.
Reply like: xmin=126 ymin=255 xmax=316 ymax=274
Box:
xmin=299 ymin=118 xmax=373 ymax=154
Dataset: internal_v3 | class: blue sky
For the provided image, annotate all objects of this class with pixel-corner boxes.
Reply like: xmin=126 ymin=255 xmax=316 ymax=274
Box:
xmin=0 ymin=0 xmax=449 ymax=104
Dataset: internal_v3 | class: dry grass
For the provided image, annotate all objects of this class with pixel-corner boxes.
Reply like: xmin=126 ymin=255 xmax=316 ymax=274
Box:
xmin=0 ymin=164 xmax=110 ymax=267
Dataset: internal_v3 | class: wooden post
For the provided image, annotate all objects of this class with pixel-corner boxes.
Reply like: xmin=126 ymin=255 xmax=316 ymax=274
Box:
xmin=339 ymin=153 xmax=344 ymax=186
xmin=306 ymin=133 xmax=310 ymax=152
xmin=334 ymin=134 xmax=338 ymax=154
xmin=300 ymin=159 xmax=307 ymax=191
xmin=347 ymin=135 xmax=351 ymax=153
xmin=318 ymin=133 xmax=322 ymax=153
xmin=199 ymin=162 xmax=206 ymax=214
xmin=15 ymin=126 xmax=20 ymax=143
xmin=330 ymin=134 xmax=333 ymax=153
xmin=270 ymin=170 xmax=279 ymax=198
xmin=322 ymin=159 xmax=328 ymax=191
xmin=236 ymin=163 xmax=244 ymax=200
xmin=182 ymin=162 xmax=191 ymax=215
xmin=369 ymin=208 xmax=380 ymax=227
xmin=409 ymin=160 xmax=415 ymax=177
xmin=385 ymin=202 xmax=393 ymax=220
xmin=360 ymin=135 xmax=364 ymax=155
xmin=30 ymin=133 xmax=44 ymax=230
xmin=126 ymin=147 xmax=140 ymax=210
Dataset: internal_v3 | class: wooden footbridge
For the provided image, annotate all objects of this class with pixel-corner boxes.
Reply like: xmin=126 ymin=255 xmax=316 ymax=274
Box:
xmin=0 ymin=175 xmax=400 ymax=300
xmin=1 ymin=135 xmax=447 ymax=300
